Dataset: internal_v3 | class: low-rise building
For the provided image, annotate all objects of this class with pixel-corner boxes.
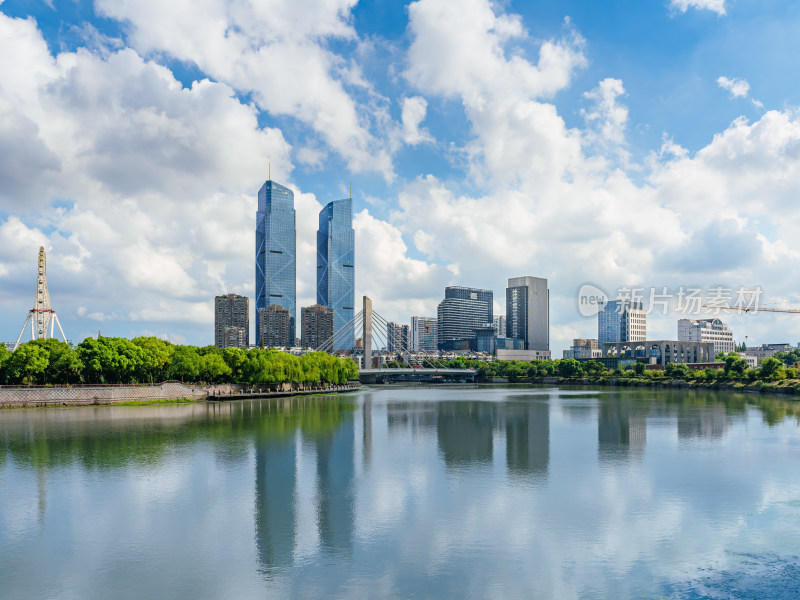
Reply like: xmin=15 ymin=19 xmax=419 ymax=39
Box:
xmin=563 ymin=338 xmax=602 ymax=359
xmin=496 ymin=349 xmax=552 ymax=361
xmin=743 ymin=343 xmax=794 ymax=364
xmin=496 ymin=337 xmax=525 ymax=351
xmin=678 ymin=318 xmax=735 ymax=355
xmin=602 ymin=339 xmax=714 ymax=366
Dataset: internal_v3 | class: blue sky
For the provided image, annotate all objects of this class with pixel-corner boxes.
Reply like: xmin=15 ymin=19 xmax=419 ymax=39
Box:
xmin=2 ymin=0 xmax=800 ymax=352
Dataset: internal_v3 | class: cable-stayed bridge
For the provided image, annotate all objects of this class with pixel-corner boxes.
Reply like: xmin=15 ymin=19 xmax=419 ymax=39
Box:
xmin=315 ymin=296 xmax=477 ymax=383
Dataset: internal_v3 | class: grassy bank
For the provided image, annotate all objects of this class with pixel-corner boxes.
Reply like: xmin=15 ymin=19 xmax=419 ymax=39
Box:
xmin=540 ymin=376 xmax=800 ymax=397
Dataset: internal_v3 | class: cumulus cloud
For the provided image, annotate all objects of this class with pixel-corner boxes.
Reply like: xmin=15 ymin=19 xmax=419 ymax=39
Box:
xmin=0 ymin=11 xmax=293 ymax=342
xmin=717 ymin=76 xmax=749 ymax=98
xmin=405 ymin=0 xmax=587 ymax=189
xmin=95 ymin=0 xmax=396 ymax=180
xmin=401 ymin=96 xmax=433 ymax=146
xmin=582 ymin=78 xmax=629 ymax=150
xmin=669 ymin=0 xmax=726 ymax=16
xmin=717 ymin=75 xmax=763 ymax=108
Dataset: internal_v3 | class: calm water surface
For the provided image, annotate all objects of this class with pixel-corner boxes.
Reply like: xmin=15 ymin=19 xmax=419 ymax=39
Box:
xmin=1 ymin=386 xmax=800 ymax=599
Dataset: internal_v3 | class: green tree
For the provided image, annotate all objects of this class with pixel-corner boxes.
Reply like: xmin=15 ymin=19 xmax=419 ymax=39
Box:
xmin=758 ymin=356 xmax=785 ymax=380
xmin=0 ymin=344 xmax=10 ymax=384
xmin=584 ymin=360 xmax=607 ymax=377
xmin=724 ymin=354 xmax=749 ymax=378
xmin=132 ymin=337 xmax=174 ymax=383
xmin=168 ymin=346 xmax=202 ymax=382
xmin=633 ymin=362 xmax=646 ymax=376
xmin=200 ymin=351 xmax=232 ymax=383
xmin=6 ymin=343 xmax=50 ymax=384
xmin=665 ymin=362 xmax=690 ymax=379
xmin=557 ymin=358 xmax=583 ymax=378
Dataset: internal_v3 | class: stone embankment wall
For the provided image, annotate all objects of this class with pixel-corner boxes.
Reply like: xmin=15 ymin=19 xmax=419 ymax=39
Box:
xmin=0 ymin=382 xmax=207 ymax=408
xmin=0 ymin=381 xmax=362 ymax=408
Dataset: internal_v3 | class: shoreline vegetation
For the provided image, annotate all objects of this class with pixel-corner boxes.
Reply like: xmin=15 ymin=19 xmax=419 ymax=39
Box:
xmin=0 ymin=337 xmax=358 ymax=387
xmin=393 ymin=354 xmax=800 ymax=398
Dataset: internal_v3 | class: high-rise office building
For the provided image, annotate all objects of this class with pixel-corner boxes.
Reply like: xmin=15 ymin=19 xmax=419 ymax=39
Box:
xmin=445 ymin=286 xmax=493 ymax=324
xmin=506 ymin=276 xmax=549 ymax=351
xmin=256 ymin=178 xmax=296 ymax=347
xmin=387 ymin=322 xmax=410 ymax=353
xmin=317 ymin=197 xmax=355 ymax=351
xmin=598 ymin=300 xmax=646 ymax=345
xmin=411 ymin=316 xmax=438 ymax=352
xmin=437 ymin=297 xmax=489 ymax=349
xmin=215 ymin=294 xmax=249 ymax=348
xmin=493 ymin=315 xmax=506 ymax=338
xmin=678 ymin=318 xmax=734 ymax=355
xmin=301 ymin=304 xmax=334 ymax=350
xmin=258 ymin=305 xmax=291 ymax=348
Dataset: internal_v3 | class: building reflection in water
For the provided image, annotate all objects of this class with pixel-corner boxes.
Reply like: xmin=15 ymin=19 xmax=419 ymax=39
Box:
xmin=677 ymin=403 xmax=728 ymax=440
xmin=598 ymin=399 xmax=647 ymax=462
xmin=308 ymin=418 xmax=355 ymax=556
xmin=362 ymin=394 xmax=373 ymax=469
xmin=254 ymin=436 xmax=297 ymax=577
xmin=254 ymin=399 xmax=356 ymax=577
xmin=437 ymin=402 xmax=495 ymax=467
xmin=505 ymin=400 xmax=549 ymax=479
xmin=387 ymin=402 xmax=438 ymax=432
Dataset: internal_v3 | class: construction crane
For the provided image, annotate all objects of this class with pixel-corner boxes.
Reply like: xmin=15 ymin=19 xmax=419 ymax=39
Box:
xmin=702 ymin=305 xmax=800 ymax=314
xmin=14 ymin=246 xmax=67 ymax=349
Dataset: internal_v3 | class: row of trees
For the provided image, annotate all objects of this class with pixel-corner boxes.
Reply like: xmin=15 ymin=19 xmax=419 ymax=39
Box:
xmin=383 ymin=352 xmax=794 ymax=383
xmin=0 ymin=337 xmax=359 ymax=386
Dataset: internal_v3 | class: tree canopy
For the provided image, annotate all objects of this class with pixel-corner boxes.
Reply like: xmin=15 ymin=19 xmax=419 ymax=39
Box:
xmin=0 ymin=337 xmax=358 ymax=386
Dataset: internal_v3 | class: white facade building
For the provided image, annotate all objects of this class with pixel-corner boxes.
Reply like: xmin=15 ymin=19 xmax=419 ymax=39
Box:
xmin=410 ymin=316 xmax=438 ymax=352
xmin=677 ymin=318 xmax=734 ymax=355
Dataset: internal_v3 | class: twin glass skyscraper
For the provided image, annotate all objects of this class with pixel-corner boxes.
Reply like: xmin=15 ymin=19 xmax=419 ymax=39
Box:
xmin=317 ymin=198 xmax=355 ymax=350
xmin=256 ymin=180 xmax=296 ymax=347
xmin=256 ymin=176 xmax=354 ymax=350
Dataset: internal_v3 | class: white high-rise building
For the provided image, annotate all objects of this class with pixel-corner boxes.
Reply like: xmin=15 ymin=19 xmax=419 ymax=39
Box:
xmin=678 ymin=318 xmax=734 ymax=355
xmin=493 ymin=315 xmax=506 ymax=338
xmin=411 ymin=316 xmax=437 ymax=352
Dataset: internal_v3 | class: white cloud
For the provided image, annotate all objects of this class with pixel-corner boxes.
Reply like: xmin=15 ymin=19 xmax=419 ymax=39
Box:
xmin=95 ymin=0 xmax=396 ymax=180
xmin=401 ymin=96 xmax=434 ymax=146
xmin=717 ymin=76 xmax=750 ymax=98
xmin=0 ymin=12 xmax=294 ymax=342
xmin=670 ymin=0 xmax=726 ymax=16
xmin=354 ymin=209 xmax=453 ymax=321
xmin=405 ymin=0 xmax=586 ymax=189
xmin=582 ymin=78 xmax=628 ymax=148
xmin=717 ymin=76 xmax=764 ymax=109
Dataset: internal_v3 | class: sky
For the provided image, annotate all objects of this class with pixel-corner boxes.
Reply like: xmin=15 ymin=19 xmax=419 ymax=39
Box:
xmin=2 ymin=0 xmax=800 ymax=353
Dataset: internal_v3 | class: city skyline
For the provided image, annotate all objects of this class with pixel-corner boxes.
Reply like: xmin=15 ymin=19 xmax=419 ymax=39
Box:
xmin=3 ymin=1 xmax=800 ymax=354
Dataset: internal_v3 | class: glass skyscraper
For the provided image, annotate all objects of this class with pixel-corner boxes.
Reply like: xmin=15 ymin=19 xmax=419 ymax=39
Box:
xmin=597 ymin=299 xmax=646 ymax=345
xmin=317 ymin=197 xmax=355 ymax=350
xmin=256 ymin=179 xmax=296 ymax=347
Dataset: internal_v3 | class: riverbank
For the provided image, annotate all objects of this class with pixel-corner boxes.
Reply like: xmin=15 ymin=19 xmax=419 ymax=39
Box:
xmin=0 ymin=381 xmax=361 ymax=409
xmin=527 ymin=376 xmax=800 ymax=397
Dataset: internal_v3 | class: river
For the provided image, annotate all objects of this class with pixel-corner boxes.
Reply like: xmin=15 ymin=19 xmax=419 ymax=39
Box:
xmin=1 ymin=385 xmax=799 ymax=599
